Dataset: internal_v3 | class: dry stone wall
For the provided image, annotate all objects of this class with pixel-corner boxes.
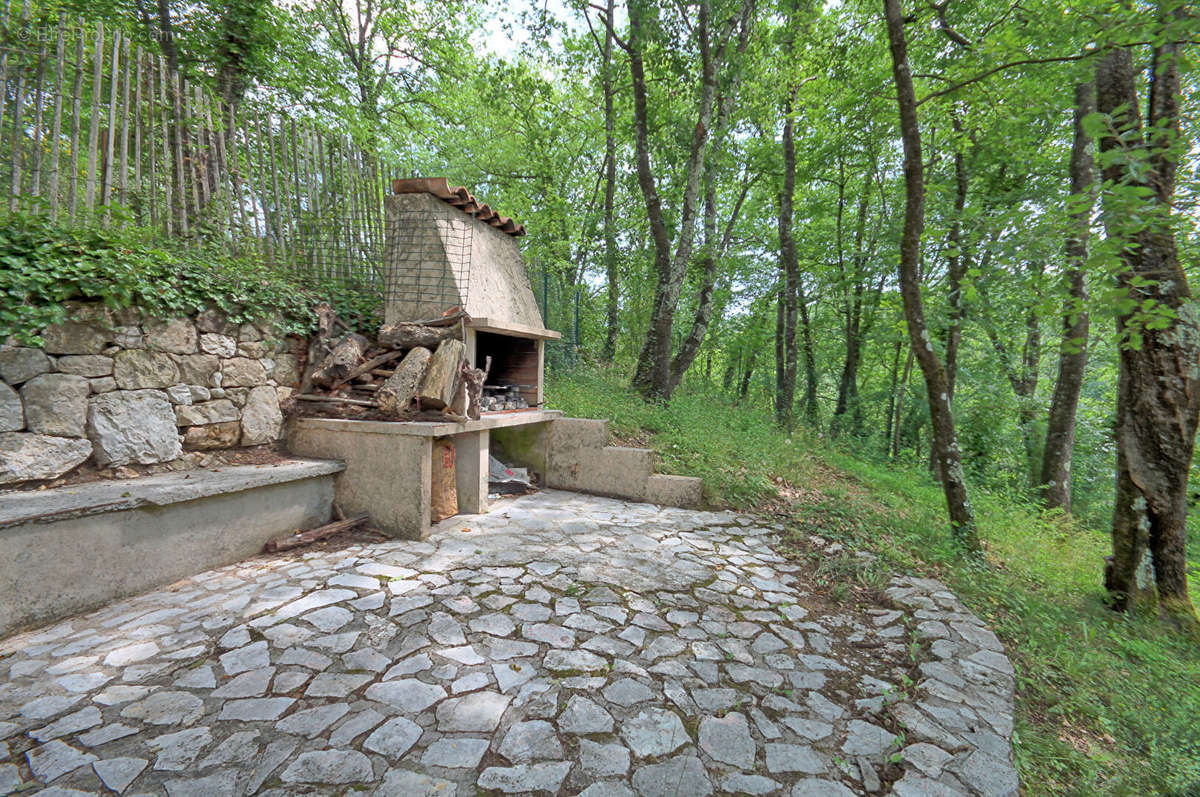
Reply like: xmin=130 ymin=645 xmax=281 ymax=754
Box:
xmin=0 ymin=303 xmax=303 ymax=485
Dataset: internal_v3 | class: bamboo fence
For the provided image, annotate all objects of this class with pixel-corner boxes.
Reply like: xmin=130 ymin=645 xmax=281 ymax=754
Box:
xmin=0 ymin=11 xmax=396 ymax=289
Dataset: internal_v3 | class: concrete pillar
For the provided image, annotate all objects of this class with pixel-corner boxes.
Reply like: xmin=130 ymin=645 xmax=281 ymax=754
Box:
xmin=453 ymin=430 xmax=489 ymax=515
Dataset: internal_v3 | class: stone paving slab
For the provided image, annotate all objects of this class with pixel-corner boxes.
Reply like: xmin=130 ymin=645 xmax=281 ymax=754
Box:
xmin=0 ymin=489 xmax=1017 ymax=795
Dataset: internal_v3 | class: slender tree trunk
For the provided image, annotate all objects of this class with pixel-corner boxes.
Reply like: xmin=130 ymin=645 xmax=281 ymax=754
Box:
xmin=884 ymin=337 xmax=903 ymax=451
xmin=629 ymin=0 xmax=718 ymax=400
xmin=797 ymin=276 xmax=817 ymax=425
xmin=1018 ymin=267 xmax=1042 ymax=487
xmin=723 ymin=355 xmax=737 ymax=391
xmin=774 ymin=273 xmax=785 ymax=414
xmin=832 ymin=189 xmax=869 ymax=438
xmin=892 ymin=344 xmax=914 ymax=459
xmin=601 ymin=0 xmax=619 ymax=361
xmin=739 ymin=349 xmax=756 ymax=402
xmin=944 ymin=120 xmax=969 ymax=401
xmin=668 ymin=175 xmax=751 ymax=395
xmin=977 ymin=262 xmax=1042 ymax=487
xmin=884 ymin=0 xmax=978 ymax=549
xmin=1096 ymin=31 xmax=1200 ymax=632
xmin=777 ymin=92 xmax=800 ymax=429
xmin=834 ymin=325 xmax=860 ymax=433
xmin=1040 ymin=81 xmax=1095 ymax=511
xmin=929 ymin=139 xmax=969 ymax=476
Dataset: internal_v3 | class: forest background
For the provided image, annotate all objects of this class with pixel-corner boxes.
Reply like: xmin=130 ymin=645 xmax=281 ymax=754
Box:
xmin=1 ymin=0 xmax=1198 ymax=792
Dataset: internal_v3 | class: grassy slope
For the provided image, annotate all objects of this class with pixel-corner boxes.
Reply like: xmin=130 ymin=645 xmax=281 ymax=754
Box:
xmin=548 ymin=365 xmax=1200 ymax=797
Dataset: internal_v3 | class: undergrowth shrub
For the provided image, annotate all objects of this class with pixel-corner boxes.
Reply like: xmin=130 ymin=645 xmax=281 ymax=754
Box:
xmin=0 ymin=214 xmax=381 ymax=344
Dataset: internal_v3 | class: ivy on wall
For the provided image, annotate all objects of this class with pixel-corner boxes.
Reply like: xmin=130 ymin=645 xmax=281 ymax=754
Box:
xmin=0 ymin=216 xmax=381 ymax=345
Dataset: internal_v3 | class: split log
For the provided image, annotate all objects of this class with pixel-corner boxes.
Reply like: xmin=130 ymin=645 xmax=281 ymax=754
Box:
xmin=417 ymin=338 xmax=465 ymax=410
xmin=450 ymin=377 xmax=469 ymax=417
xmin=312 ymin=333 xmax=370 ymax=387
xmin=298 ymin=303 xmax=338 ymax=395
xmin=328 ymin=349 xmax=407 ymax=391
xmin=294 ymin=394 xmax=378 ymax=407
xmin=263 ymin=514 xmax=369 ymax=553
xmin=460 ymin=362 xmax=485 ymax=421
xmin=378 ymin=322 xmax=461 ymax=350
xmin=408 ymin=307 xmax=468 ymax=327
xmin=378 ymin=346 xmax=433 ymax=416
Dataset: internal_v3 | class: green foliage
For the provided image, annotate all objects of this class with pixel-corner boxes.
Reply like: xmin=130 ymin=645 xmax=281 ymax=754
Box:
xmin=0 ymin=215 xmax=378 ymax=345
xmin=549 ymin=364 xmax=1200 ymax=797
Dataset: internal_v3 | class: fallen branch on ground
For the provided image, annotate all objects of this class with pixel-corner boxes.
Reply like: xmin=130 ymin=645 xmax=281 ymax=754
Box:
xmin=263 ymin=514 xmax=369 ymax=552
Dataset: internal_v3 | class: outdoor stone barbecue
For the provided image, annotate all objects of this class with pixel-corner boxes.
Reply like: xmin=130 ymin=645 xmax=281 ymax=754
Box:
xmin=289 ymin=179 xmax=703 ymax=539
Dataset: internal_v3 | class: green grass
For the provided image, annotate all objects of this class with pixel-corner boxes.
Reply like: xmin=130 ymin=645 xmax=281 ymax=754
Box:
xmin=547 ymin=364 xmax=1200 ymax=797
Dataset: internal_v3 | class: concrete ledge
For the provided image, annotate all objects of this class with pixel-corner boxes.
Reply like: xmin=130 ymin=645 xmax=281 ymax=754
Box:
xmin=0 ymin=460 xmax=344 ymax=529
xmin=547 ymin=417 xmax=610 ymax=451
xmin=647 ymin=474 xmax=704 ymax=508
xmin=294 ymin=409 xmax=563 ymax=438
xmin=0 ymin=460 xmax=341 ymax=637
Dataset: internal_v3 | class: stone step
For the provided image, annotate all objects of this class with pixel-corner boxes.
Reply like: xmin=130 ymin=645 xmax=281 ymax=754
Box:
xmin=543 ymin=416 xmax=702 ymax=508
xmin=546 ymin=417 xmax=610 ymax=454
xmin=647 ymin=473 xmax=703 ymax=508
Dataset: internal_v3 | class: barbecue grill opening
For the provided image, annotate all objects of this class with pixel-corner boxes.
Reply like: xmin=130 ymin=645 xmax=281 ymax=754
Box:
xmin=475 ymin=331 xmax=539 ymax=411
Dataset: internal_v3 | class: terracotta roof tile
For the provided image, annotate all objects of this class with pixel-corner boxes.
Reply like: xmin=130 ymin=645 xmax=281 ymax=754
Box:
xmin=392 ymin=177 xmax=526 ymax=237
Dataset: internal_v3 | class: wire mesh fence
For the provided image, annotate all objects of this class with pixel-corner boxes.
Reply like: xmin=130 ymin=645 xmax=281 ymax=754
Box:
xmin=382 ymin=197 xmax=474 ymax=320
xmin=0 ymin=11 xmax=398 ymax=294
xmin=532 ymin=258 xmax=583 ymax=369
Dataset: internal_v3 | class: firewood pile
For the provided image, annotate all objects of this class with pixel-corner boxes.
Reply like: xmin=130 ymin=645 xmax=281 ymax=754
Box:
xmin=288 ymin=304 xmax=488 ymax=423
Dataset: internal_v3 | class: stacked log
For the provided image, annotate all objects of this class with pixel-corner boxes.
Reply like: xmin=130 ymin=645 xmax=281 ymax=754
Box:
xmin=377 ymin=347 xmax=432 ymax=415
xmin=291 ymin=307 xmax=488 ymax=422
xmin=417 ymin=339 xmax=466 ymax=410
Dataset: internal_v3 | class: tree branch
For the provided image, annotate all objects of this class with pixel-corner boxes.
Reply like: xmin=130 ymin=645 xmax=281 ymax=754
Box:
xmin=916 ymin=52 xmax=1094 ymax=106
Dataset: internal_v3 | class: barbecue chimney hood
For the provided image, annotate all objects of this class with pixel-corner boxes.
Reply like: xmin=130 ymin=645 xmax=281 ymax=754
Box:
xmin=384 ymin=178 xmax=560 ymax=409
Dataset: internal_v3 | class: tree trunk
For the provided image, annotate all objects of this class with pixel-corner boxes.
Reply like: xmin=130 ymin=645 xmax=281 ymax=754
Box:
xmin=1040 ymin=81 xmax=1096 ymax=512
xmin=929 ymin=136 xmax=969 ymax=477
xmin=884 ymin=337 xmax=903 ymax=453
xmin=723 ymin=355 xmax=737 ymax=391
xmin=944 ymin=120 xmax=969 ymax=402
xmin=832 ymin=189 xmax=870 ymax=438
xmin=776 ymin=91 xmax=800 ymax=429
xmin=775 ymin=273 xmax=785 ymax=412
xmin=798 ymin=276 xmax=818 ymax=425
xmin=673 ymin=184 xmax=720 ymax=396
xmin=739 ymin=349 xmax=756 ymax=402
xmin=601 ymin=0 xmax=619 ymax=362
xmin=668 ymin=170 xmax=753 ymax=395
xmin=892 ymin=343 xmax=914 ymax=460
xmin=1096 ymin=31 xmax=1200 ymax=631
xmin=884 ymin=0 xmax=979 ymax=549
xmin=629 ymin=0 xmax=717 ymax=400
xmin=1018 ymin=267 xmax=1042 ymax=487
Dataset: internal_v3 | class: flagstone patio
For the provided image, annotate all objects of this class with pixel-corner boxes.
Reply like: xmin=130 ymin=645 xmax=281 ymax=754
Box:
xmin=0 ymin=490 xmax=1017 ymax=796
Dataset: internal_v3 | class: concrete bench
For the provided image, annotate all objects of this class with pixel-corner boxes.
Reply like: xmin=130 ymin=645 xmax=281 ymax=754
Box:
xmin=0 ymin=459 xmax=342 ymax=636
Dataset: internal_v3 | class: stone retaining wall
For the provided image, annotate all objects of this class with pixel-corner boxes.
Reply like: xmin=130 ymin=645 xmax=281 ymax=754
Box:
xmin=0 ymin=303 xmax=303 ymax=485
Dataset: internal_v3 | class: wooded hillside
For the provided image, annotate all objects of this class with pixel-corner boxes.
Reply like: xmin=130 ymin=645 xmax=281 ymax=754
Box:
xmin=3 ymin=1 xmax=1197 ymax=621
